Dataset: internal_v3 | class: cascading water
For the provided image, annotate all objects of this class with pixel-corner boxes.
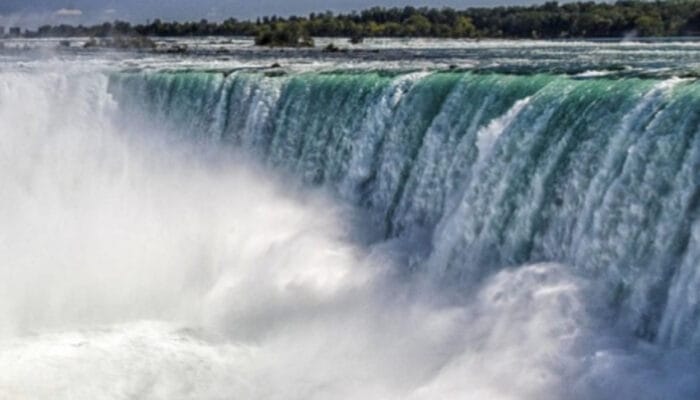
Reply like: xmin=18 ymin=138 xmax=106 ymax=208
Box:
xmin=110 ymin=69 xmax=700 ymax=348
xmin=1 ymin=41 xmax=700 ymax=400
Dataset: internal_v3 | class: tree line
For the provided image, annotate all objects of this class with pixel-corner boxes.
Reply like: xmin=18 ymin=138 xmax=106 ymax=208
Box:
xmin=26 ymin=1 xmax=700 ymax=45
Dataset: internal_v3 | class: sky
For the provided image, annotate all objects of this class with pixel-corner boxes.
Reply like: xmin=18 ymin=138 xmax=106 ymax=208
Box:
xmin=0 ymin=0 xmax=576 ymax=28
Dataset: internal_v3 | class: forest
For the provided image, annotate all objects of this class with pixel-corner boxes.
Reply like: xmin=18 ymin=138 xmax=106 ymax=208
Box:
xmin=25 ymin=1 xmax=700 ymax=45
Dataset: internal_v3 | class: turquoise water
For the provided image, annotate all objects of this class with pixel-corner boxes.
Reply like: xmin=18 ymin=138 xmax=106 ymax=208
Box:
xmin=109 ymin=70 xmax=700 ymax=348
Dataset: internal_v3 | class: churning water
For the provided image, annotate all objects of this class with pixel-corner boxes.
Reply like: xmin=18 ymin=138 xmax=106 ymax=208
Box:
xmin=1 ymin=40 xmax=699 ymax=399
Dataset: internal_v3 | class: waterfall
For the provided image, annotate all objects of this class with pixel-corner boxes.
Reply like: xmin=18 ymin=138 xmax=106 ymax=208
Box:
xmin=2 ymin=62 xmax=699 ymax=399
xmin=110 ymin=70 xmax=700 ymax=347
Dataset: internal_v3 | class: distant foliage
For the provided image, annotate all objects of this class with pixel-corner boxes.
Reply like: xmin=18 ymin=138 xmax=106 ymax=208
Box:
xmin=254 ymin=22 xmax=314 ymax=47
xmin=26 ymin=1 xmax=700 ymax=41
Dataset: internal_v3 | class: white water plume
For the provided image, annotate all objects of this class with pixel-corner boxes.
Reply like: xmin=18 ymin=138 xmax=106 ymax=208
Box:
xmin=0 ymin=65 xmax=699 ymax=400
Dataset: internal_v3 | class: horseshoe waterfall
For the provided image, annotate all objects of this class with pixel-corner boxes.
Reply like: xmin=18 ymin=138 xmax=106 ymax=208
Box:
xmin=1 ymin=41 xmax=699 ymax=400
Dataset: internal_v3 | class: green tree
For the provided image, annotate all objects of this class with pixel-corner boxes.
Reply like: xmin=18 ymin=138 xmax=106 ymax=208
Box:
xmin=635 ymin=14 xmax=664 ymax=36
xmin=453 ymin=16 xmax=476 ymax=37
xmin=405 ymin=14 xmax=431 ymax=36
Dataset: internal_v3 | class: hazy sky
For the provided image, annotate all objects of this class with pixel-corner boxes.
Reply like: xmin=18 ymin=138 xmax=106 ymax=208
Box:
xmin=1 ymin=0 xmax=575 ymax=27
